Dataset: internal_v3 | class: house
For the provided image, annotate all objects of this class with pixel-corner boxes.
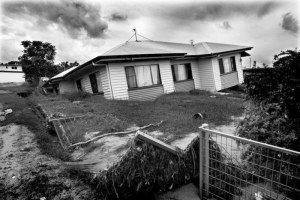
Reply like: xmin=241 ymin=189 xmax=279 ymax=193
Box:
xmin=0 ymin=62 xmax=25 ymax=83
xmin=49 ymin=40 xmax=252 ymax=101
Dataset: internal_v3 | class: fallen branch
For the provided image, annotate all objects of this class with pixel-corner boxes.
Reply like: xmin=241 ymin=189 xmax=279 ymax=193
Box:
xmin=69 ymin=120 xmax=164 ymax=148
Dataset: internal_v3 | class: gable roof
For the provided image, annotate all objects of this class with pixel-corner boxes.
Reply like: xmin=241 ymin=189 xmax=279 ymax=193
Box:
xmin=50 ymin=40 xmax=252 ymax=81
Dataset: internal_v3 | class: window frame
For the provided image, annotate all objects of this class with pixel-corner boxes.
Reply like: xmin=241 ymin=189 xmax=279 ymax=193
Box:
xmin=125 ymin=64 xmax=162 ymax=90
xmin=171 ymin=63 xmax=193 ymax=82
xmin=219 ymin=56 xmax=237 ymax=75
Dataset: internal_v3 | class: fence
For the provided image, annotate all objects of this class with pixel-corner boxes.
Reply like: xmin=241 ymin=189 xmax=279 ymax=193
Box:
xmin=199 ymin=124 xmax=300 ymax=200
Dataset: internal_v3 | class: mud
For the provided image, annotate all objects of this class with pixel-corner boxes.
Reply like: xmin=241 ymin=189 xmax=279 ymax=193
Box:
xmin=0 ymin=124 xmax=96 ymax=200
xmin=68 ymin=134 xmax=134 ymax=172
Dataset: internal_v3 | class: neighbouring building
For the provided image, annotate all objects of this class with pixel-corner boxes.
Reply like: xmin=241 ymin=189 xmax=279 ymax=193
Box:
xmin=0 ymin=61 xmax=25 ymax=83
xmin=49 ymin=40 xmax=252 ymax=101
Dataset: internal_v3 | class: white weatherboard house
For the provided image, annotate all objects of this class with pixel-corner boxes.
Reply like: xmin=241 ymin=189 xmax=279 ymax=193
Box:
xmin=0 ymin=63 xmax=25 ymax=83
xmin=50 ymin=40 xmax=252 ymax=101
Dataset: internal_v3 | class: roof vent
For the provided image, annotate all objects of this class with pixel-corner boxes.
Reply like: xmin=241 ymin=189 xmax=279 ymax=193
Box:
xmin=190 ymin=40 xmax=194 ymax=46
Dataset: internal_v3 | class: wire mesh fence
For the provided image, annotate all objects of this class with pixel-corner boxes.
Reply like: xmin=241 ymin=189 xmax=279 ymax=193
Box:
xmin=199 ymin=125 xmax=300 ymax=200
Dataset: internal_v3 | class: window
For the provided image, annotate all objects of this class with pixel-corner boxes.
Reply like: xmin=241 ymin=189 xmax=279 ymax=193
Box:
xmin=230 ymin=56 xmax=237 ymax=71
xmin=76 ymin=79 xmax=82 ymax=91
xmin=218 ymin=56 xmax=237 ymax=74
xmin=218 ymin=59 xmax=224 ymax=74
xmin=125 ymin=65 xmax=161 ymax=89
xmin=171 ymin=63 xmax=193 ymax=82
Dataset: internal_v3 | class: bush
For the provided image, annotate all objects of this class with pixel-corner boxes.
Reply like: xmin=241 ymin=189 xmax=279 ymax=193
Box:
xmin=239 ymin=50 xmax=300 ymax=150
xmin=238 ymin=50 xmax=300 ymax=198
xmin=62 ymin=91 xmax=91 ymax=101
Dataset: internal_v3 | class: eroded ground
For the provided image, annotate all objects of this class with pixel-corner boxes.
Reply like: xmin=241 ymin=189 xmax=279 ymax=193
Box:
xmin=0 ymin=124 xmax=96 ymax=200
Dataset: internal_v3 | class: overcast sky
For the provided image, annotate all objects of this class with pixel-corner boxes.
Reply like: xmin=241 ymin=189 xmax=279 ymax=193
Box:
xmin=0 ymin=0 xmax=299 ymax=66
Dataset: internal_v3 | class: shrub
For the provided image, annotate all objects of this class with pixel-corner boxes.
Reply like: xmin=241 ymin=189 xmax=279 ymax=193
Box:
xmin=238 ymin=50 xmax=300 ymax=198
xmin=240 ymin=50 xmax=300 ymax=150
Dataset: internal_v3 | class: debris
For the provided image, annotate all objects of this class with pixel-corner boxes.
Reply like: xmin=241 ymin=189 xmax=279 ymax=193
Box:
xmin=255 ymin=192 xmax=263 ymax=200
xmin=69 ymin=120 xmax=164 ymax=148
xmin=4 ymin=170 xmax=21 ymax=189
xmin=0 ymin=116 xmax=5 ymax=121
xmin=4 ymin=109 xmax=13 ymax=115
xmin=217 ymin=92 xmax=231 ymax=95
xmin=193 ymin=112 xmax=206 ymax=119
xmin=210 ymin=95 xmax=216 ymax=98
xmin=48 ymin=112 xmax=67 ymax=119
xmin=72 ymin=101 xmax=81 ymax=104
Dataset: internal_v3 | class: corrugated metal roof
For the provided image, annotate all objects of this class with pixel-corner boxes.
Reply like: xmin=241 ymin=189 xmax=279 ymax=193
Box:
xmin=103 ymin=40 xmax=197 ymax=56
xmin=50 ymin=40 xmax=252 ymax=81
xmin=103 ymin=40 xmax=252 ymax=56
xmin=198 ymin=42 xmax=251 ymax=54
xmin=51 ymin=66 xmax=78 ymax=79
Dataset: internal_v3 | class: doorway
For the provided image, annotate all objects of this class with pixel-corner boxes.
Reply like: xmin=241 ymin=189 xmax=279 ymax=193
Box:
xmin=89 ymin=73 xmax=98 ymax=94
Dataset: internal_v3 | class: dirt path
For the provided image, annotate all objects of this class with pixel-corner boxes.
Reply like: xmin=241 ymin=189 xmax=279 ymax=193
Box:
xmin=0 ymin=123 xmax=96 ymax=200
xmin=0 ymin=124 xmax=55 ymax=181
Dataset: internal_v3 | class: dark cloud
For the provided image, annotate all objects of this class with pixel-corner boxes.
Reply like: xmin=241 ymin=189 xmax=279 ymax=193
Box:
xmin=154 ymin=2 xmax=280 ymax=22
xmin=281 ymin=13 xmax=298 ymax=34
xmin=3 ymin=1 xmax=108 ymax=38
xmin=109 ymin=13 xmax=128 ymax=21
xmin=219 ymin=21 xmax=232 ymax=30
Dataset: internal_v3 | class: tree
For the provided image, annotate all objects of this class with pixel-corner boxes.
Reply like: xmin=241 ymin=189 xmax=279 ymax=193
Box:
xmin=18 ymin=41 xmax=58 ymax=85
xmin=57 ymin=61 xmax=79 ymax=73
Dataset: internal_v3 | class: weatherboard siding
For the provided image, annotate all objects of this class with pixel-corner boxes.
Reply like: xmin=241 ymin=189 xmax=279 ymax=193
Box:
xmin=211 ymin=58 xmax=222 ymax=91
xmin=81 ymin=75 xmax=92 ymax=93
xmin=220 ymin=72 xmax=239 ymax=89
xmin=59 ymin=81 xmax=76 ymax=94
xmin=107 ymin=60 xmax=174 ymax=100
xmin=235 ymin=53 xmax=244 ymax=83
xmin=100 ymin=67 xmax=111 ymax=99
xmin=212 ymin=53 xmax=243 ymax=91
xmin=159 ymin=60 xmax=175 ymax=94
xmin=128 ymin=85 xmax=164 ymax=101
xmin=197 ymin=58 xmax=216 ymax=91
xmin=95 ymin=71 xmax=103 ymax=92
xmin=107 ymin=63 xmax=129 ymax=100
xmin=75 ymin=68 xmax=105 ymax=94
xmin=174 ymin=80 xmax=195 ymax=92
xmin=171 ymin=59 xmax=201 ymax=90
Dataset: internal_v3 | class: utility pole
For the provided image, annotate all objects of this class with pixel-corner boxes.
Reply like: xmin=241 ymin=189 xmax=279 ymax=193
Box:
xmin=133 ymin=28 xmax=137 ymax=42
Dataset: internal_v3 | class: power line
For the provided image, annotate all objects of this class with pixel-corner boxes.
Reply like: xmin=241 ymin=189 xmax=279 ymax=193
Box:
xmin=137 ymin=33 xmax=152 ymax=41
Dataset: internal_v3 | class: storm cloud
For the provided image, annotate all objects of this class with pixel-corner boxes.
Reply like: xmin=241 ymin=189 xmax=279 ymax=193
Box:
xmin=109 ymin=13 xmax=128 ymax=21
xmin=154 ymin=1 xmax=280 ymax=22
xmin=3 ymin=1 xmax=108 ymax=38
xmin=281 ymin=12 xmax=299 ymax=34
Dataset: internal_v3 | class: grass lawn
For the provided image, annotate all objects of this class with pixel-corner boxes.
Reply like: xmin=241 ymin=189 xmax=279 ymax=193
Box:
xmin=31 ymin=90 xmax=245 ymax=143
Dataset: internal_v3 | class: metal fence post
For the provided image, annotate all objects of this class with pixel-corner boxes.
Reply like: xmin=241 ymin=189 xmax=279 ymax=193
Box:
xmin=199 ymin=124 xmax=210 ymax=198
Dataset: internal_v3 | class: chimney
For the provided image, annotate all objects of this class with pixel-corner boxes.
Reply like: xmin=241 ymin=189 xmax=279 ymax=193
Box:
xmin=190 ymin=40 xmax=194 ymax=46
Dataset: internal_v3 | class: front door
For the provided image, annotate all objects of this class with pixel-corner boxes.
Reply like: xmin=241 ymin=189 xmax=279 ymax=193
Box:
xmin=89 ymin=73 xmax=98 ymax=94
